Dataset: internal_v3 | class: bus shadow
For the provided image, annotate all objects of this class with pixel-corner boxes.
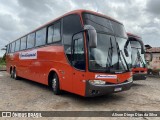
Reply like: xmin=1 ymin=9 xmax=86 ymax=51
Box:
xmin=61 ymin=91 xmax=126 ymax=104
xmin=60 ymin=83 xmax=145 ymax=103
xmin=17 ymin=77 xmax=50 ymax=91
xmin=16 ymin=77 xmax=127 ymax=104
xmin=131 ymin=82 xmax=145 ymax=88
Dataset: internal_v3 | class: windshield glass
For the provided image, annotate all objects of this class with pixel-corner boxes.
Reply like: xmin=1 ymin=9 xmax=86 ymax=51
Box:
xmin=83 ymin=13 xmax=131 ymax=73
xmin=130 ymin=40 xmax=146 ymax=68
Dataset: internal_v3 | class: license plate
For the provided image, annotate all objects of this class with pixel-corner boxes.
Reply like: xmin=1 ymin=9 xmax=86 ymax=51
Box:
xmin=114 ymin=87 xmax=122 ymax=92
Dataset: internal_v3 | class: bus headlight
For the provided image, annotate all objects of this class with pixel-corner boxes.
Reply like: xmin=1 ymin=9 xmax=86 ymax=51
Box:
xmin=89 ymin=80 xmax=106 ymax=85
xmin=128 ymin=77 xmax=133 ymax=82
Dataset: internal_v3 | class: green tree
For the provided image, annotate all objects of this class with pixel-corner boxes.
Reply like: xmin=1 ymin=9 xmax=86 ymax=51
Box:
xmin=2 ymin=53 xmax=6 ymax=62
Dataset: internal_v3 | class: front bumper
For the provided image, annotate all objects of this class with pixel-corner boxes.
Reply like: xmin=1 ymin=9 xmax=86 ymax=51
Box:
xmin=85 ymin=80 xmax=133 ymax=97
xmin=133 ymin=73 xmax=147 ymax=80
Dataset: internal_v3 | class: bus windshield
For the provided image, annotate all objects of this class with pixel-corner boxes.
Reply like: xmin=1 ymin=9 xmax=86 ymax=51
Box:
xmin=83 ymin=13 xmax=132 ymax=73
xmin=130 ymin=40 xmax=146 ymax=68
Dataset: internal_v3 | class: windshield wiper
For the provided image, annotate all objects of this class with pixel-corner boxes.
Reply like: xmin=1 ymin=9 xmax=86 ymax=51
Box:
xmin=116 ymin=42 xmax=129 ymax=71
xmin=120 ymin=50 xmax=129 ymax=71
xmin=106 ymin=37 xmax=113 ymax=72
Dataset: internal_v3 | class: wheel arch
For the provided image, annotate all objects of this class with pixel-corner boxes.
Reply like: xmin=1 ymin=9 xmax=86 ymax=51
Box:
xmin=48 ymin=69 xmax=61 ymax=88
xmin=13 ymin=65 xmax=16 ymax=70
xmin=10 ymin=66 xmax=13 ymax=74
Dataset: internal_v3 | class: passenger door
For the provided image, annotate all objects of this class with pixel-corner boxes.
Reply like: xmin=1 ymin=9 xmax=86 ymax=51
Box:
xmin=62 ymin=14 xmax=85 ymax=94
xmin=72 ymin=33 xmax=86 ymax=95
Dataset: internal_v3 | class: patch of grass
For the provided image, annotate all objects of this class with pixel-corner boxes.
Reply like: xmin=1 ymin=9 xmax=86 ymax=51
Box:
xmin=0 ymin=60 xmax=6 ymax=67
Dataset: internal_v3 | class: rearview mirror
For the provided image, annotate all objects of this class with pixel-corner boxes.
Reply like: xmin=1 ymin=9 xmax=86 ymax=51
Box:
xmin=140 ymin=43 xmax=145 ymax=54
xmin=128 ymin=38 xmax=145 ymax=54
xmin=84 ymin=25 xmax=97 ymax=48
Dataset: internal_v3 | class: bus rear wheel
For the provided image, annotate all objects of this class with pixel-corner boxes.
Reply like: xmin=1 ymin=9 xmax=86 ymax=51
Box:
xmin=51 ymin=73 xmax=61 ymax=95
xmin=11 ymin=68 xmax=14 ymax=78
xmin=13 ymin=68 xmax=18 ymax=80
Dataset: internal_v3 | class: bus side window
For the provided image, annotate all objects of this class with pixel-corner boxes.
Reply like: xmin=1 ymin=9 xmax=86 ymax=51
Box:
xmin=53 ymin=22 xmax=61 ymax=42
xmin=15 ymin=39 xmax=20 ymax=52
xmin=35 ymin=27 xmax=47 ymax=47
xmin=20 ymin=37 xmax=27 ymax=50
xmin=47 ymin=21 xmax=61 ymax=43
xmin=27 ymin=33 xmax=35 ymax=49
xmin=47 ymin=25 xmax=54 ymax=44
xmin=11 ymin=42 xmax=15 ymax=53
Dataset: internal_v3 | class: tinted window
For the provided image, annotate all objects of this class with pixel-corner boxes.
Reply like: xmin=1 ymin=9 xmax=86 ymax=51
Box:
xmin=48 ymin=22 xmax=61 ymax=43
xmin=11 ymin=42 xmax=15 ymax=53
xmin=83 ymin=13 xmax=112 ymax=33
xmin=20 ymin=37 xmax=27 ymax=50
xmin=83 ymin=13 xmax=127 ymax=38
xmin=27 ymin=33 xmax=35 ymax=48
xmin=63 ymin=15 xmax=82 ymax=47
xmin=36 ymin=28 xmax=46 ymax=46
xmin=63 ymin=14 xmax=82 ymax=63
xmin=110 ymin=21 xmax=127 ymax=38
xmin=15 ymin=39 xmax=20 ymax=51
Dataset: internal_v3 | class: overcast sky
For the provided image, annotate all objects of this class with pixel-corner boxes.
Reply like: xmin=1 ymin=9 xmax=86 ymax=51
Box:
xmin=0 ymin=0 xmax=160 ymax=57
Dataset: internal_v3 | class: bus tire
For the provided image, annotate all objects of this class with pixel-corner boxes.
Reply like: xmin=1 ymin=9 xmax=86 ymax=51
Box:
xmin=147 ymin=69 xmax=152 ymax=75
xmin=13 ymin=68 xmax=18 ymax=80
xmin=51 ymin=73 xmax=61 ymax=95
xmin=11 ymin=68 xmax=14 ymax=78
xmin=158 ymin=71 xmax=160 ymax=76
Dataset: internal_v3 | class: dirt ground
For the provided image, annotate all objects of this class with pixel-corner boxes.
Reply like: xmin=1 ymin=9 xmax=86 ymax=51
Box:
xmin=0 ymin=71 xmax=160 ymax=120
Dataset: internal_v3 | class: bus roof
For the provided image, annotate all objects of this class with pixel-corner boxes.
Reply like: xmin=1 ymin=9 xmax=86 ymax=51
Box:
xmin=127 ymin=32 xmax=142 ymax=40
xmin=8 ymin=9 xmax=123 ymax=45
xmin=30 ymin=9 xmax=122 ymax=34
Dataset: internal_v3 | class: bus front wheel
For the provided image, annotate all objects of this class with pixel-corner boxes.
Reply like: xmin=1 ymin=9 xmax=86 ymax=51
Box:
xmin=51 ymin=73 xmax=61 ymax=95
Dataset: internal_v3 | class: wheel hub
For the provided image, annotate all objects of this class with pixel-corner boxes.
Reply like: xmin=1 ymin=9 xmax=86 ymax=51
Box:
xmin=52 ymin=78 xmax=56 ymax=89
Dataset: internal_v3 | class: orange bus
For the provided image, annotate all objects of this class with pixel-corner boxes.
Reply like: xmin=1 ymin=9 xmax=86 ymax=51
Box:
xmin=127 ymin=33 xmax=147 ymax=80
xmin=6 ymin=10 xmax=133 ymax=97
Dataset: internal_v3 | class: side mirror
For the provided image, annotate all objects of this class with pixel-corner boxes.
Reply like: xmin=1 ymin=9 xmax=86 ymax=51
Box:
xmin=141 ymin=45 xmax=145 ymax=54
xmin=128 ymin=38 xmax=145 ymax=54
xmin=84 ymin=25 xmax=97 ymax=48
xmin=136 ymin=40 xmax=145 ymax=54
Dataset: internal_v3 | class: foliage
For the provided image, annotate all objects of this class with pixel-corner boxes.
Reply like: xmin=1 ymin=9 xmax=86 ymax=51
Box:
xmin=0 ymin=53 xmax=6 ymax=66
